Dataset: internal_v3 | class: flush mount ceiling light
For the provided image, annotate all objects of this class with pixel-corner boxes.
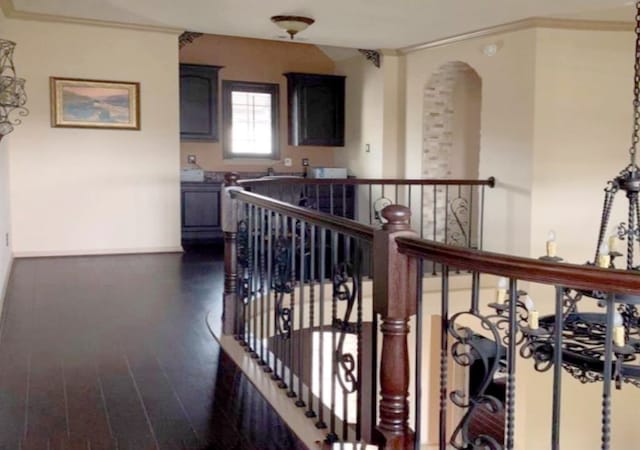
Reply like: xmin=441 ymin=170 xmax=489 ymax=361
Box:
xmin=270 ymin=15 xmax=315 ymax=40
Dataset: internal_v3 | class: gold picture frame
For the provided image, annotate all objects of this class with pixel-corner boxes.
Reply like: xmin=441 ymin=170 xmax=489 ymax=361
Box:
xmin=50 ymin=77 xmax=140 ymax=130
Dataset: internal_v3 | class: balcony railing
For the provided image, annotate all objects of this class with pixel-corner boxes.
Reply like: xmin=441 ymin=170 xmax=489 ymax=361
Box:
xmin=220 ymin=172 xmax=640 ymax=450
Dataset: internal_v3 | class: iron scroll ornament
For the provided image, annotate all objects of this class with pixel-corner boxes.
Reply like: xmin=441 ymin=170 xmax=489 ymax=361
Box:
xmin=272 ymin=236 xmax=293 ymax=339
xmin=332 ymin=261 xmax=360 ymax=394
xmin=448 ymin=311 xmax=505 ymax=449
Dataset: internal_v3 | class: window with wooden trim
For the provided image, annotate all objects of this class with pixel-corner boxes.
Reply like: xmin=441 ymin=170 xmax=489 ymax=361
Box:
xmin=222 ymin=80 xmax=279 ymax=159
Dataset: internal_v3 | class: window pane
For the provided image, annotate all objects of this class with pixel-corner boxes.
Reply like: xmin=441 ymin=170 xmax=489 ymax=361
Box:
xmin=231 ymin=91 xmax=273 ymax=155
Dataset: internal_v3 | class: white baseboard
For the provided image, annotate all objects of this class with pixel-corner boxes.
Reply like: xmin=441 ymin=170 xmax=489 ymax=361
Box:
xmin=13 ymin=246 xmax=184 ymax=258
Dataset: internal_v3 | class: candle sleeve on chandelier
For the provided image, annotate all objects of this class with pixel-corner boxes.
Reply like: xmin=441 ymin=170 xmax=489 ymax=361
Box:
xmin=598 ymin=242 xmax=611 ymax=268
xmin=609 ymin=234 xmax=618 ymax=253
xmin=546 ymin=230 xmax=557 ymax=257
xmin=496 ymin=277 xmax=508 ymax=304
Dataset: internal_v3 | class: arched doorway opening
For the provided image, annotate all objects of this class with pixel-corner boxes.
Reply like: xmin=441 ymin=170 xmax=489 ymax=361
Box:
xmin=422 ymin=61 xmax=482 ymax=245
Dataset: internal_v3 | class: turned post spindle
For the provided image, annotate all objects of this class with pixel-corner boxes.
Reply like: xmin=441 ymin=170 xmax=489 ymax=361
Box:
xmin=373 ymin=205 xmax=418 ymax=450
xmin=222 ymin=172 xmax=242 ymax=335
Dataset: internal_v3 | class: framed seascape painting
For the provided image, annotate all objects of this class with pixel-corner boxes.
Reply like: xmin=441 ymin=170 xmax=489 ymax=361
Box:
xmin=50 ymin=77 xmax=140 ymax=130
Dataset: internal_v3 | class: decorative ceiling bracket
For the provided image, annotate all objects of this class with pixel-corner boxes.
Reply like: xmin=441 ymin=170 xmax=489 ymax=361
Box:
xmin=358 ymin=49 xmax=381 ymax=68
xmin=179 ymin=31 xmax=203 ymax=48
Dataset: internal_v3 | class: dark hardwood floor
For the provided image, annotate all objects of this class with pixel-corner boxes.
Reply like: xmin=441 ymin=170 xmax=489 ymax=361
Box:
xmin=0 ymin=245 xmax=307 ymax=450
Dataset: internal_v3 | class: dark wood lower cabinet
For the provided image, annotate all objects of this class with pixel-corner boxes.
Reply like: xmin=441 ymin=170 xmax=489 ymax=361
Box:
xmin=181 ymin=182 xmax=222 ymax=242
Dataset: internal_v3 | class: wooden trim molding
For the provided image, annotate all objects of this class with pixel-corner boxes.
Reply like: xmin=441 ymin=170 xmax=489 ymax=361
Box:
xmin=0 ymin=0 xmax=182 ymax=35
xmin=400 ymin=17 xmax=634 ymax=54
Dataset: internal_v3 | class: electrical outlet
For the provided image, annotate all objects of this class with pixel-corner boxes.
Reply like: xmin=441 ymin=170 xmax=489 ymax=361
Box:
xmin=187 ymin=155 xmax=197 ymax=164
xmin=284 ymin=158 xmax=293 ymax=167
xmin=5 ymin=233 xmax=8 ymax=247
xmin=365 ymin=144 xmax=371 ymax=153
xmin=302 ymin=158 xmax=310 ymax=167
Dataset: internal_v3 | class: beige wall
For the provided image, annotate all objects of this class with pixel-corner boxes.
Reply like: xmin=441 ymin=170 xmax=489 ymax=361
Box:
xmin=0 ymin=136 xmax=11 ymax=310
xmin=180 ymin=34 xmax=337 ymax=173
xmin=524 ymin=28 xmax=636 ymax=450
xmin=1 ymin=12 xmax=182 ymax=256
xmin=404 ymin=30 xmax=537 ymax=256
xmin=334 ymin=55 xmax=384 ymax=178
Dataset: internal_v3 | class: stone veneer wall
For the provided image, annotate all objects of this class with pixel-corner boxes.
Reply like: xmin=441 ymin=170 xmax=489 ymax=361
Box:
xmin=422 ymin=61 xmax=481 ymax=244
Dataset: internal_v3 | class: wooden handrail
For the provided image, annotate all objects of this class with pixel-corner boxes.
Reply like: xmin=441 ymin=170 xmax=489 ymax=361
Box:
xmin=238 ymin=176 xmax=496 ymax=187
xmin=231 ymin=189 xmax=375 ymax=242
xmin=396 ymin=236 xmax=640 ymax=295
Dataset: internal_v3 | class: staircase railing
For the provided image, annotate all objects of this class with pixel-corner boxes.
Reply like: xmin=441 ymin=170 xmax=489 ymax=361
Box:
xmin=239 ymin=176 xmax=495 ymax=248
xmin=222 ymin=172 xmax=640 ymax=450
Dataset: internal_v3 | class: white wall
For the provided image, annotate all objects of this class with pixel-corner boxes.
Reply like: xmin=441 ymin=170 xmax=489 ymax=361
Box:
xmin=0 ymin=12 xmax=181 ymax=256
xmin=404 ymin=30 xmax=537 ymax=256
xmin=0 ymin=136 xmax=11 ymax=312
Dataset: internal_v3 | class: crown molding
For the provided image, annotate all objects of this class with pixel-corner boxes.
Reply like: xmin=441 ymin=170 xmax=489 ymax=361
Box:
xmin=400 ymin=17 xmax=634 ymax=54
xmin=0 ymin=0 xmax=182 ymax=35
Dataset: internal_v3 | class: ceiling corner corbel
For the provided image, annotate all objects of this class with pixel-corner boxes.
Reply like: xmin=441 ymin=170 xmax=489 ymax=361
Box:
xmin=358 ymin=49 xmax=381 ymax=68
xmin=179 ymin=31 xmax=204 ymax=48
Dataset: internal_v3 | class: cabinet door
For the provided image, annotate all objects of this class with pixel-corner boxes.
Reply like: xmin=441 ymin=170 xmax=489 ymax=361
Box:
xmin=182 ymin=190 xmax=220 ymax=229
xmin=181 ymin=184 xmax=222 ymax=242
xmin=285 ymin=73 xmax=345 ymax=147
xmin=180 ymin=64 xmax=221 ymax=141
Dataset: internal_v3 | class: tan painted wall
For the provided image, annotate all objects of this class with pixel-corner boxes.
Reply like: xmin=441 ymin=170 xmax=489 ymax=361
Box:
xmin=525 ymin=28 xmax=637 ymax=450
xmin=180 ymin=35 xmax=337 ymax=173
xmin=334 ymin=55 xmax=384 ymax=178
xmin=404 ymin=29 xmax=537 ymax=256
xmin=0 ymin=136 xmax=11 ymax=312
xmin=1 ymin=12 xmax=182 ymax=256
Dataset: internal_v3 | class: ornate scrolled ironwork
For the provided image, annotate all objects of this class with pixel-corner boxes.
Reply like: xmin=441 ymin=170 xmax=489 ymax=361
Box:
xmin=272 ymin=236 xmax=293 ymax=339
xmin=448 ymin=312 xmax=505 ymax=449
xmin=332 ymin=261 xmax=360 ymax=394
xmin=0 ymin=40 xmax=28 ymax=137
xmin=447 ymin=196 xmax=470 ymax=247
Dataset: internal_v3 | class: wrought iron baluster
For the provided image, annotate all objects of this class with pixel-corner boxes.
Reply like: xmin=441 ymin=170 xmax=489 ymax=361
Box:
xmin=601 ymin=294 xmax=615 ymax=450
xmin=480 ymin=185 xmax=486 ymax=250
xmin=342 ymin=184 xmax=346 ymax=218
xmin=468 ymin=185 xmax=474 ymax=249
xmin=246 ymin=204 xmax=254 ymax=349
xmin=251 ymin=204 xmax=259 ymax=358
xmin=258 ymin=207 xmax=266 ymax=366
xmin=317 ymin=226 xmax=328 ymax=430
xmin=327 ymin=230 xmax=339 ymax=443
xmin=445 ymin=185 xmax=450 ymax=246
xmin=415 ymin=258 xmax=424 ymax=450
xmin=355 ymin=240 xmax=363 ymax=442
xmin=265 ymin=209 xmax=273 ymax=374
xmin=306 ymin=224 xmax=317 ymax=418
xmin=288 ymin=217 xmax=297 ymax=398
xmin=439 ymin=264 xmax=449 ymax=450
xmin=433 ymin=185 xmax=437 ymax=275
xmin=369 ymin=184 xmax=373 ymax=224
xmin=506 ymin=278 xmax=518 ymax=450
xmin=330 ymin=185 xmax=334 ymax=216
xmin=551 ymin=286 xmax=564 ymax=450
xmin=296 ymin=220 xmax=306 ymax=407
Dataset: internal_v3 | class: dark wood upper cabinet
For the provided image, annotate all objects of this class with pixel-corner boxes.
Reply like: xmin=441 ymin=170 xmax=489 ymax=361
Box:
xmin=180 ymin=64 xmax=221 ymax=141
xmin=285 ymin=72 xmax=345 ymax=147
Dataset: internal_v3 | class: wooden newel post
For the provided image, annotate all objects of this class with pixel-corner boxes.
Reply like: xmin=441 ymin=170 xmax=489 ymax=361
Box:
xmin=373 ymin=205 xmax=419 ymax=450
xmin=221 ymin=172 xmax=242 ymax=335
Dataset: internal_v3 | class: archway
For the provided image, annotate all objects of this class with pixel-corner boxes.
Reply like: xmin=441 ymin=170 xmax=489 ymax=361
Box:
xmin=422 ymin=61 xmax=482 ymax=245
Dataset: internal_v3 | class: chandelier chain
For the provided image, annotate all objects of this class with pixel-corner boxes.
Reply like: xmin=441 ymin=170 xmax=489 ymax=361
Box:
xmin=631 ymin=1 xmax=640 ymax=165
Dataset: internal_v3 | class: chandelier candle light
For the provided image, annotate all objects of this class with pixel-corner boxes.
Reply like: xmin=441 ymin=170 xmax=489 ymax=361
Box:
xmin=484 ymin=1 xmax=640 ymax=391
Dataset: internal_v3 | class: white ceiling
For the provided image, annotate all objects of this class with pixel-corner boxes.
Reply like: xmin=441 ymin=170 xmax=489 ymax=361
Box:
xmin=10 ymin=0 xmax=637 ymax=49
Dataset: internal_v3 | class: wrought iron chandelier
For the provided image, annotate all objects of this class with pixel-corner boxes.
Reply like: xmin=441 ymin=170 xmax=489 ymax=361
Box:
xmin=486 ymin=2 xmax=640 ymax=389
xmin=0 ymin=39 xmax=28 ymax=139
